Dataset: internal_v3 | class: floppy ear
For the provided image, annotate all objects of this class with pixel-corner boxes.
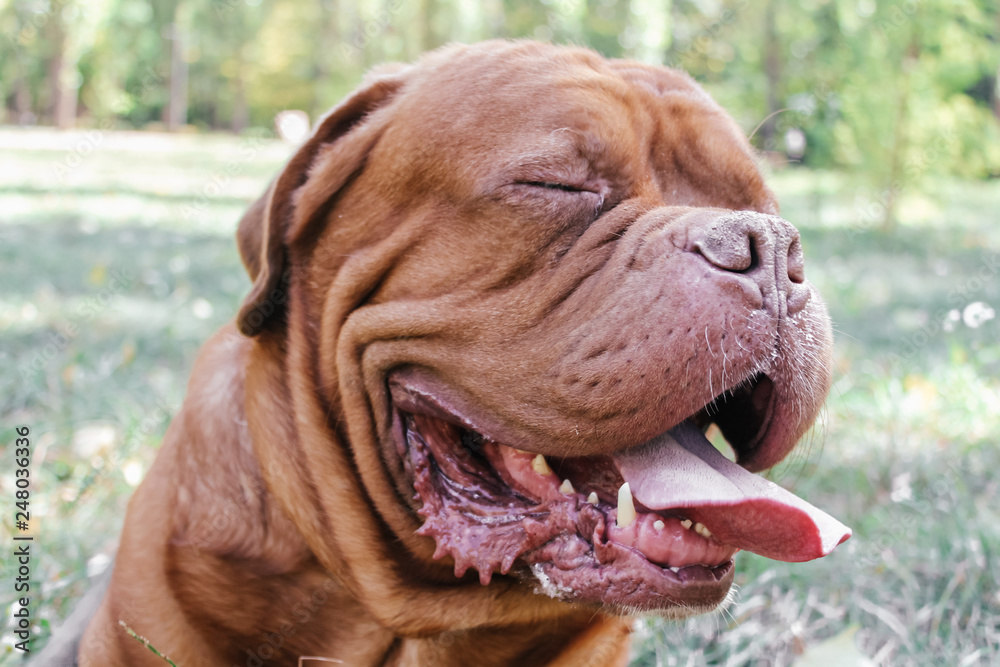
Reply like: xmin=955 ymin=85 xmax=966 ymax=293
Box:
xmin=236 ymin=69 xmax=409 ymax=336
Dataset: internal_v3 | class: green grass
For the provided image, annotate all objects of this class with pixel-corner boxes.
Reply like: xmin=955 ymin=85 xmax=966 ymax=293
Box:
xmin=1 ymin=128 xmax=998 ymax=665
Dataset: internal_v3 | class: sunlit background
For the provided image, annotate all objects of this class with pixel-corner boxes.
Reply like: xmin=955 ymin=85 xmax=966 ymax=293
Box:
xmin=1 ymin=0 xmax=999 ymax=665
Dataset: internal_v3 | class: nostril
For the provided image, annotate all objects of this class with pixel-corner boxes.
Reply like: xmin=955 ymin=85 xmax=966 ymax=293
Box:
xmin=787 ymin=237 xmax=805 ymax=284
xmin=693 ymin=229 xmax=756 ymax=273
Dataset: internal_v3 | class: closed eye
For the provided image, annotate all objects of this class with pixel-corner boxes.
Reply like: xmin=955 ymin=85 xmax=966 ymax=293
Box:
xmin=518 ymin=181 xmax=588 ymax=193
xmin=505 ymin=180 xmax=607 ymax=217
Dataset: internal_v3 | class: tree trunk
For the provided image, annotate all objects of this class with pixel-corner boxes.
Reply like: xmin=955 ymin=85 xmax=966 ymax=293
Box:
xmin=883 ymin=38 xmax=917 ymax=233
xmin=995 ymin=11 xmax=1000 ymax=122
xmin=14 ymin=75 xmax=34 ymax=125
xmin=166 ymin=22 xmax=188 ymax=131
xmin=417 ymin=0 xmax=440 ymax=53
xmin=311 ymin=0 xmax=339 ymax=120
xmin=44 ymin=0 xmax=82 ymax=129
xmin=486 ymin=0 xmax=506 ymax=38
xmin=761 ymin=0 xmax=781 ymax=151
xmin=54 ymin=61 xmax=80 ymax=129
xmin=994 ymin=63 xmax=1000 ymax=122
xmin=45 ymin=12 xmax=66 ymax=126
xmin=231 ymin=62 xmax=248 ymax=134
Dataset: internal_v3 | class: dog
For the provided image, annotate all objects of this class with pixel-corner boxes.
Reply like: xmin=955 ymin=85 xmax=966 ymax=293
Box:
xmin=67 ymin=40 xmax=850 ymax=666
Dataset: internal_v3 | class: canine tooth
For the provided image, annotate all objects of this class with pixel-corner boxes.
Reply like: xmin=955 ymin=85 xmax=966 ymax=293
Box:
xmin=616 ymin=483 xmax=636 ymax=528
xmin=587 ymin=492 xmax=599 ymax=505
xmin=653 ymin=519 xmax=665 ymax=531
xmin=680 ymin=519 xmax=693 ymax=530
xmin=531 ymin=454 xmax=552 ymax=476
xmin=559 ymin=479 xmax=575 ymax=494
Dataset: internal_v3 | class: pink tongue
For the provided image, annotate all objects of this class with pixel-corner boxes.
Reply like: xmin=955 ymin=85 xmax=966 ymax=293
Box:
xmin=612 ymin=421 xmax=851 ymax=562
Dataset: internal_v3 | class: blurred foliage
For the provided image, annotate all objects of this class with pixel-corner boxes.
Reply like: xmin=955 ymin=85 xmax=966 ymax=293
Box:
xmin=2 ymin=0 xmax=1000 ymax=216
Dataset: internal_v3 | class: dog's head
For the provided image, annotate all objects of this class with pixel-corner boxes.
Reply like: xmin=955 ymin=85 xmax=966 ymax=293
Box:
xmin=236 ymin=41 xmax=849 ymax=628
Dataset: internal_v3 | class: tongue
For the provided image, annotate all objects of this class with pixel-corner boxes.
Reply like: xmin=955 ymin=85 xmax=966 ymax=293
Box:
xmin=612 ymin=421 xmax=851 ymax=562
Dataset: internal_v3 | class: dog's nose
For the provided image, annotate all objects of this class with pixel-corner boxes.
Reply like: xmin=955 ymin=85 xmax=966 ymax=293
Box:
xmin=691 ymin=211 xmax=810 ymax=317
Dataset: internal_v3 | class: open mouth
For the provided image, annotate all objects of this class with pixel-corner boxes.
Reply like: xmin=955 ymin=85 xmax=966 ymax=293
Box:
xmin=388 ymin=371 xmax=850 ymax=613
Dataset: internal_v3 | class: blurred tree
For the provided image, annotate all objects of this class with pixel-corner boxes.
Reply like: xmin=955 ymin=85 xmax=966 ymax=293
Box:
xmin=164 ymin=4 xmax=186 ymax=131
xmin=830 ymin=0 xmax=1000 ymax=229
xmin=2 ymin=0 xmax=998 ymax=206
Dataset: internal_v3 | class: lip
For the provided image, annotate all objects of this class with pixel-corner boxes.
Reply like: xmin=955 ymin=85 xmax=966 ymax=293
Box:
xmin=386 ymin=370 xmax=764 ymax=612
xmin=389 ymin=364 xmax=779 ymax=466
xmin=388 ymin=366 xmax=562 ymax=455
xmin=383 ymin=358 xmax=850 ymax=613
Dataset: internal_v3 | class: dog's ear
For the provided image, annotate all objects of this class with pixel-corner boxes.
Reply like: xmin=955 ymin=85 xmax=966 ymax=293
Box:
xmin=236 ymin=68 xmax=409 ymax=337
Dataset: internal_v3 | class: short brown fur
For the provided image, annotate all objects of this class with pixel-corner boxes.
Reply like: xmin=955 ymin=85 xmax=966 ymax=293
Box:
xmin=79 ymin=41 xmax=832 ymax=666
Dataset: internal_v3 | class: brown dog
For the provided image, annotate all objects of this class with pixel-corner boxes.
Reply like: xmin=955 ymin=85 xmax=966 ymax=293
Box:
xmin=73 ymin=40 xmax=850 ymax=666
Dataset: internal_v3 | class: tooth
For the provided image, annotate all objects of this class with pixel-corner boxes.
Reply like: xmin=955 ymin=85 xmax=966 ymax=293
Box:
xmin=559 ymin=479 xmax=575 ymax=494
xmin=669 ymin=566 xmax=680 ymax=573
xmin=616 ymin=482 xmax=636 ymax=528
xmin=694 ymin=522 xmax=712 ymax=538
xmin=531 ymin=454 xmax=552 ymax=476
xmin=587 ymin=492 xmax=599 ymax=505
xmin=680 ymin=519 xmax=693 ymax=530
xmin=653 ymin=519 xmax=665 ymax=531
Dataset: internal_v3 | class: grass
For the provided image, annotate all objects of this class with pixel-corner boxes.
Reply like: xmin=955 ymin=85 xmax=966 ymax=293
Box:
xmin=1 ymin=127 xmax=998 ymax=665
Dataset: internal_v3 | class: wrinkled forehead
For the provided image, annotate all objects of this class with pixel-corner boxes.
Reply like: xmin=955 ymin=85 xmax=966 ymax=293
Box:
xmin=398 ymin=57 xmax=652 ymax=163
xmin=472 ymin=88 xmax=650 ymax=194
xmin=403 ymin=61 xmax=634 ymax=139
xmin=374 ymin=44 xmax=771 ymax=210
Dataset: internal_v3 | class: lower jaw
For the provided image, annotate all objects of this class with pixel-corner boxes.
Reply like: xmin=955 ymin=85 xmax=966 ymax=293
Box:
xmin=402 ymin=412 xmax=736 ymax=613
xmin=524 ymin=518 xmax=735 ymax=613
xmin=529 ymin=551 xmax=734 ymax=614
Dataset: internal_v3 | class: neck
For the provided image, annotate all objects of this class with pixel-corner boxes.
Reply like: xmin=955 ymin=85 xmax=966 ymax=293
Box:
xmin=164 ymin=325 xmax=631 ymax=665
